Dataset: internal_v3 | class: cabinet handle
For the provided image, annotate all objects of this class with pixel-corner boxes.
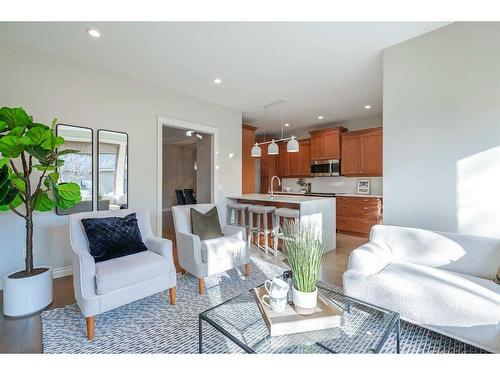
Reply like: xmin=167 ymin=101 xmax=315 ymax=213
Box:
xmin=363 ymin=207 xmax=369 ymax=210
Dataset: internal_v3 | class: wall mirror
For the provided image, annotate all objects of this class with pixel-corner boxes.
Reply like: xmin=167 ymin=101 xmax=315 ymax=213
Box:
xmin=56 ymin=124 xmax=94 ymax=215
xmin=97 ymin=130 xmax=128 ymax=211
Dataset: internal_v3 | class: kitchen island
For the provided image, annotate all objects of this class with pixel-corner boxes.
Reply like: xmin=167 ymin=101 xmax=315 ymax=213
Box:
xmin=226 ymin=193 xmax=336 ymax=252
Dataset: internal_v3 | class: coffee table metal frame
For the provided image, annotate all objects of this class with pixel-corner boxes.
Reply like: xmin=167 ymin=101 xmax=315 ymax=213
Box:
xmin=198 ymin=283 xmax=400 ymax=354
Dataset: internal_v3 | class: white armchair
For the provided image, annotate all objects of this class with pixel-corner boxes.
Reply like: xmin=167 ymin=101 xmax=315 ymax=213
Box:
xmin=69 ymin=209 xmax=176 ymax=341
xmin=171 ymin=204 xmax=250 ymax=294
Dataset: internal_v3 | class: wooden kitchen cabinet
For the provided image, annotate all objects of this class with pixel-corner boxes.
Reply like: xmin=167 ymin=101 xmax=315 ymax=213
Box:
xmin=336 ymin=196 xmax=382 ymax=236
xmin=360 ymin=129 xmax=382 ymax=176
xmin=299 ymin=139 xmax=311 ymax=176
xmin=277 ymin=143 xmax=288 ymax=176
xmin=341 ymin=127 xmax=382 ymax=176
xmin=309 ymin=127 xmax=347 ymax=160
xmin=242 ymin=124 xmax=257 ymax=193
xmin=276 ymin=139 xmax=311 ymax=178
xmin=287 ymin=143 xmax=301 ymax=176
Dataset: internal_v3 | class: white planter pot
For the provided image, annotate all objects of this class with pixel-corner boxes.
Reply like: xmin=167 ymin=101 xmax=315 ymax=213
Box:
xmin=292 ymin=286 xmax=318 ymax=315
xmin=3 ymin=267 xmax=53 ymax=317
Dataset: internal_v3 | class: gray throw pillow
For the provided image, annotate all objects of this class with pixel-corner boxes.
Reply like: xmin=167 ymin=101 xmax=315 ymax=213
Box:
xmin=191 ymin=206 xmax=224 ymax=240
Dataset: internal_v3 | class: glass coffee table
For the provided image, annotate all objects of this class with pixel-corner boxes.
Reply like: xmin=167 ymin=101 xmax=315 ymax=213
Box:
xmin=198 ymin=281 xmax=400 ymax=354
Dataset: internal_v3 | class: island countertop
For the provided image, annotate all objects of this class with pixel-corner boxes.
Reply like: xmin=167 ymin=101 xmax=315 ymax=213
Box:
xmin=226 ymin=193 xmax=333 ymax=204
xmin=227 ymin=193 xmax=336 ymax=251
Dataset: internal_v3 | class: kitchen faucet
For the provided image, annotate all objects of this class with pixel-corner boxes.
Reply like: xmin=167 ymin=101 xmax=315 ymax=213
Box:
xmin=270 ymin=175 xmax=281 ymax=197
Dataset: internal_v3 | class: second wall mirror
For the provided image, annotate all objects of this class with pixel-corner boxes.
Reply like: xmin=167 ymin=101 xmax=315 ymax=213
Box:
xmin=56 ymin=124 xmax=94 ymax=215
xmin=97 ymin=130 xmax=128 ymax=211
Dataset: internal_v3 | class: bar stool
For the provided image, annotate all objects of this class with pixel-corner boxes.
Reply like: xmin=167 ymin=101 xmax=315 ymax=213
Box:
xmin=226 ymin=202 xmax=252 ymax=227
xmin=273 ymin=207 xmax=300 ymax=257
xmin=248 ymin=205 xmax=276 ymax=253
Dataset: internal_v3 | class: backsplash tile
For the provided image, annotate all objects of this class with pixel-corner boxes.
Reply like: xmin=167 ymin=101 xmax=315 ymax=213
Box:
xmin=282 ymin=176 xmax=383 ymax=196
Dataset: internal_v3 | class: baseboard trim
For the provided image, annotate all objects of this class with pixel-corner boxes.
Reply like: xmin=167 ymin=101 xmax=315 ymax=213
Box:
xmin=0 ymin=265 xmax=73 ymax=290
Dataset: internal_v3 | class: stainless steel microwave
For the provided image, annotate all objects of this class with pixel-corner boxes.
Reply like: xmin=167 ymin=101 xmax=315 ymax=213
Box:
xmin=311 ymin=160 xmax=340 ymax=177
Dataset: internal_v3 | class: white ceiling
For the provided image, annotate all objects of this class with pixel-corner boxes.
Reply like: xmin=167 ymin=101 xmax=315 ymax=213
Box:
xmin=0 ymin=22 xmax=448 ymax=134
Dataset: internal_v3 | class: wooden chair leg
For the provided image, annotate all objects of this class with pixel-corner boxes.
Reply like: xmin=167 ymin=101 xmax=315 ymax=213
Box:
xmin=245 ymin=263 xmax=251 ymax=277
xmin=86 ymin=316 xmax=94 ymax=341
xmin=180 ymin=268 xmax=186 ymax=275
xmin=198 ymin=278 xmax=205 ymax=295
xmin=169 ymin=287 xmax=176 ymax=305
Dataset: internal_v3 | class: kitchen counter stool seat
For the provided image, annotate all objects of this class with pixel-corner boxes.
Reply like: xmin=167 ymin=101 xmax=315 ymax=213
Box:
xmin=248 ymin=205 xmax=276 ymax=254
xmin=274 ymin=207 xmax=300 ymax=257
xmin=226 ymin=202 xmax=252 ymax=227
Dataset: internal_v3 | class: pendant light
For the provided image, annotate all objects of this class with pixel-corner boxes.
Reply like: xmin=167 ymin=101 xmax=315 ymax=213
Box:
xmin=287 ymin=135 xmax=299 ymax=152
xmin=268 ymin=139 xmax=279 ymax=155
xmin=249 ymin=99 xmax=299 ymax=157
xmin=251 ymin=143 xmax=261 ymax=157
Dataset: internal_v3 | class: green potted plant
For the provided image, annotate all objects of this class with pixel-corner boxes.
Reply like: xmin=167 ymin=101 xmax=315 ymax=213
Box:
xmin=0 ymin=107 xmax=82 ymax=317
xmin=283 ymin=221 xmax=324 ymax=315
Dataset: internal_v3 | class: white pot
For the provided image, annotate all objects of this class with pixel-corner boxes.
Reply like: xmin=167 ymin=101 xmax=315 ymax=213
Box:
xmin=3 ymin=267 xmax=53 ymax=317
xmin=292 ymin=286 xmax=318 ymax=315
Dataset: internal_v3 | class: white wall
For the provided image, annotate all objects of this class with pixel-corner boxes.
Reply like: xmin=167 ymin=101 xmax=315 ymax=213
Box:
xmin=0 ymin=39 xmax=242 ymax=285
xmin=383 ymin=22 xmax=500 ymax=237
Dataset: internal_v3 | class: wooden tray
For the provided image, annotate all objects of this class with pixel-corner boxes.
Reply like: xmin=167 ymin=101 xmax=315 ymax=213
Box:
xmin=252 ymin=286 xmax=344 ymax=337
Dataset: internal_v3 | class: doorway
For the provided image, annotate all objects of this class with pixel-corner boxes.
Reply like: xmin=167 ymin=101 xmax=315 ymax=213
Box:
xmin=159 ymin=125 xmax=214 ymax=259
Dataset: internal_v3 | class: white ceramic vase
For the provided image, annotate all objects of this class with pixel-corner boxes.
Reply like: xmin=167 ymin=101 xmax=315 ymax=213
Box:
xmin=292 ymin=286 xmax=318 ymax=315
xmin=3 ymin=267 xmax=53 ymax=317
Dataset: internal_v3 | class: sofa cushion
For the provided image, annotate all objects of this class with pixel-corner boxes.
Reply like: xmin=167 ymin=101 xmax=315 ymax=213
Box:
xmin=200 ymin=233 xmax=246 ymax=263
xmin=362 ymin=262 xmax=500 ymax=324
xmin=95 ymin=251 xmax=167 ymax=295
xmin=81 ymin=213 xmax=147 ymax=263
xmin=191 ymin=206 xmax=224 ymax=240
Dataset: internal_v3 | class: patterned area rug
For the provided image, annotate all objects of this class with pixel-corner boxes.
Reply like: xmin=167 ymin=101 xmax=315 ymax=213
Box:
xmin=41 ymin=257 xmax=485 ymax=354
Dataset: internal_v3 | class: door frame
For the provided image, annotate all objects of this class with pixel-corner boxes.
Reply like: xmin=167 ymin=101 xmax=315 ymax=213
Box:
xmin=156 ymin=114 xmax=219 ymax=235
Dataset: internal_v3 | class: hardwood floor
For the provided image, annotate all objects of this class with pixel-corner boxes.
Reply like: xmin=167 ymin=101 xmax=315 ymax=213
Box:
xmin=0 ymin=276 xmax=75 ymax=353
xmin=0 ymin=227 xmax=367 ymax=353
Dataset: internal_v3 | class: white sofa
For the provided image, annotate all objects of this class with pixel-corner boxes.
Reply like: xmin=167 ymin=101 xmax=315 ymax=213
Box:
xmin=343 ymin=225 xmax=500 ymax=353
xmin=69 ymin=209 xmax=176 ymax=340
xmin=171 ymin=203 xmax=250 ymax=294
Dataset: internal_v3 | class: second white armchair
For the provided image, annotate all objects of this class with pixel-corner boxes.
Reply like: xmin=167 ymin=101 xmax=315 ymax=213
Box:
xmin=172 ymin=203 xmax=250 ymax=294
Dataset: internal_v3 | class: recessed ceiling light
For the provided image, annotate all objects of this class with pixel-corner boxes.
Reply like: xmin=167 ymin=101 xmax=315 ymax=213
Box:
xmin=317 ymin=115 xmax=324 ymax=120
xmin=213 ymin=78 xmax=222 ymax=84
xmin=364 ymin=105 xmax=372 ymax=109
xmin=284 ymin=123 xmax=290 ymax=127
xmin=87 ymin=28 xmax=101 ymax=38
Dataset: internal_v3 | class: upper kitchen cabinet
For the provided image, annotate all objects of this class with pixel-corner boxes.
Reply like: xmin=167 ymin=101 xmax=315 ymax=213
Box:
xmin=276 ymin=139 xmax=311 ymax=177
xmin=277 ymin=142 xmax=288 ymax=176
xmin=299 ymin=139 xmax=311 ymax=176
xmin=242 ymin=124 xmax=257 ymax=193
xmin=341 ymin=127 xmax=382 ymax=176
xmin=309 ymin=127 xmax=347 ymax=160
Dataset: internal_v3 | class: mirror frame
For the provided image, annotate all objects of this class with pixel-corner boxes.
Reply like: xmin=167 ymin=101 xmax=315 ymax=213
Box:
xmin=97 ymin=129 xmax=129 ymax=211
xmin=55 ymin=123 xmax=94 ymax=215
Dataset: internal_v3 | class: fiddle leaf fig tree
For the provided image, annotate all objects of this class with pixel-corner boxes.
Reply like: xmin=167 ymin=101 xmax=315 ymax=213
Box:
xmin=0 ymin=107 xmax=82 ymax=277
